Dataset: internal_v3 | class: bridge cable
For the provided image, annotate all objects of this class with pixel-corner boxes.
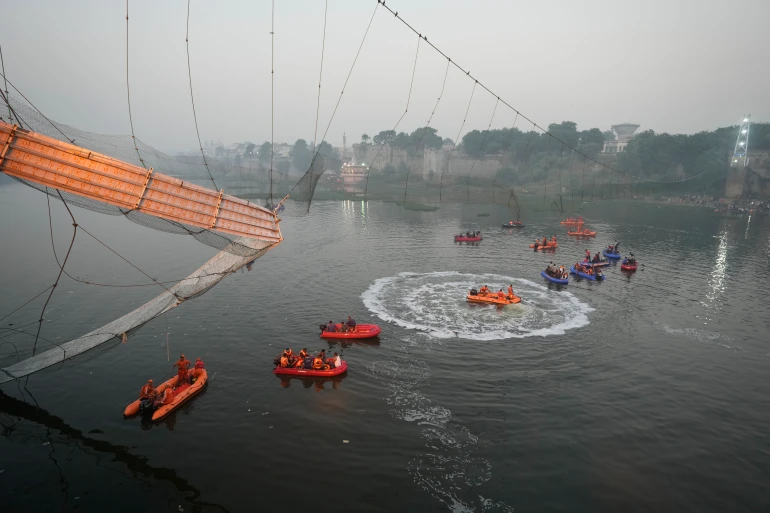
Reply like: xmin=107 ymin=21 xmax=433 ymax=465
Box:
xmin=185 ymin=0 xmax=219 ymax=190
xmin=361 ymin=33 xmax=421 ymax=200
xmin=125 ymin=1 xmax=147 ymax=169
xmin=400 ymin=53 xmax=448 ymax=205
xmin=466 ymin=97 xmax=499 ymax=202
xmin=284 ymin=1 xmax=380 ymax=205
xmin=439 ymin=79 xmax=476 ymax=202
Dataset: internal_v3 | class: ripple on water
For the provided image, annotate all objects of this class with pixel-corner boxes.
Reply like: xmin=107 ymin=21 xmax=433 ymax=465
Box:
xmin=362 ymin=271 xmax=594 ymax=340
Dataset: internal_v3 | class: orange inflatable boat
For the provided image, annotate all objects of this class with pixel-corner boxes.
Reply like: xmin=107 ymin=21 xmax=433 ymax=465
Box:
xmin=567 ymin=229 xmax=596 ymax=237
xmin=123 ymin=374 xmax=178 ymax=417
xmin=560 ymin=217 xmax=583 ymax=225
xmin=529 ymin=242 xmax=558 ymax=250
xmin=152 ymin=370 xmax=208 ymax=421
xmin=123 ymin=370 xmax=208 ymax=421
xmin=466 ymin=293 xmax=521 ymax=305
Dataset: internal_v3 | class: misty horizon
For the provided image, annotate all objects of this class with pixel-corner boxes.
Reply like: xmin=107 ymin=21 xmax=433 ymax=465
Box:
xmin=1 ymin=0 xmax=768 ymax=155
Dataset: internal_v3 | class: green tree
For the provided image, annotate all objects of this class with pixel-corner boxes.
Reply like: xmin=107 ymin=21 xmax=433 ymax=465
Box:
xmin=361 ymin=133 xmax=370 ymax=144
xmin=244 ymin=143 xmax=256 ymax=158
xmin=290 ymin=139 xmax=312 ymax=171
xmin=259 ymin=142 xmax=271 ymax=163
xmin=373 ymin=130 xmax=396 ymax=145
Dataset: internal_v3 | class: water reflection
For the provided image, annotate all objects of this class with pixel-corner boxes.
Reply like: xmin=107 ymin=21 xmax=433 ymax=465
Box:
xmin=0 ymin=391 xmax=227 ymax=512
xmin=707 ymin=229 xmax=728 ymax=303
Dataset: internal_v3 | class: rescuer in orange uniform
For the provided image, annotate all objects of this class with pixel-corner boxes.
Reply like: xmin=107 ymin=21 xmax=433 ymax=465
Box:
xmin=172 ymin=354 xmax=192 ymax=385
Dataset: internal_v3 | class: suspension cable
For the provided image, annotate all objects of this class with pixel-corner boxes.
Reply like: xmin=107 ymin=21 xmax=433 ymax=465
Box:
xmin=401 ymin=55 xmax=449 ymax=204
xmin=125 ymin=0 xmax=146 ymax=169
xmin=185 ymin=0 xmax=218 ymax=190
xmin=362 ymin=33 xmax=422 ymax=200
xmin=439 ymin=80 xmax=476 ymax=202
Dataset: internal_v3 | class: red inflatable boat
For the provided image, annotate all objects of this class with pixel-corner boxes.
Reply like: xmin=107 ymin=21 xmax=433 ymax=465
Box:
xmin=320 ymin=324 xmax=381 ymax=339
xmin=455 ymin=235 xmax=482 ymax=242
xmin=274 ymin=360 xmax=348 ymax=377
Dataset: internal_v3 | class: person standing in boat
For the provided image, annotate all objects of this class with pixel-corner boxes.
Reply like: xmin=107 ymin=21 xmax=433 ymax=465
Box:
xmin=172 ymin=354 xmax=192 ymax=385
xmin=347 ymin=316 xmax=357 ymax=332
xmin=507 ymin=284 xmax=516 ymax=300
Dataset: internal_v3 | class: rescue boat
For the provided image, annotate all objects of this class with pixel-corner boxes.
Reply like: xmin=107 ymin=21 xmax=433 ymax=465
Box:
xmin=466 ymin=292 xmax=521 ymax=305
xmin=123 ymin=370 xmax=208 ymax=421
xmin=502 ymin=222 xmax=524 ymax=228
xmin=569 ymin=266 xmax=605 ymax=281
xmin=151 ymin=370 xmax=208 ymax=421
xmin=455 ymin=235 xmax=482 ymax=242
xmin=529 ymin=242 xmax=558 ymax=250
xmin=541 ymin=271 xmax=568 ymax=284
xmin=320 ymin=324 xmax=381 ymax=339
xmin=567 ymin=229 xmax=596 ymax=237
xmin=560 ymin=218 xmax=584 ymax=225
xmin=621 ymin=260 xmax=638 ymax=271
xmin=603 ymin=250 xmax=622 ymax=260
xmin=123 ymin=375 xmax=178 ymax=417
xmin=274 ymin=360 xmax=348 ymax=377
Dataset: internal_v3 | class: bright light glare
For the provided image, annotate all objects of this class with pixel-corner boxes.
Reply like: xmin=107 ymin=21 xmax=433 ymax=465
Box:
xmin=744 ymin=118 xmax=748 ymax=122
xmin=739 ymin=142 xmax=745 ymax=145
xmin=742 ymin=130 xmax=747 ymax=134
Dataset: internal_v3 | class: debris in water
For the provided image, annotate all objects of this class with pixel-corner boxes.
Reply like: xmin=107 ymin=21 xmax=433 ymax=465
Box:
xmin=342 ymin=440 xmax=349 ymax=444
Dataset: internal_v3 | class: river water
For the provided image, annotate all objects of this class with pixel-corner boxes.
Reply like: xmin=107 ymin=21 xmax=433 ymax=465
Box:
xmin=1 ymin=181 xmax=769 ymax=513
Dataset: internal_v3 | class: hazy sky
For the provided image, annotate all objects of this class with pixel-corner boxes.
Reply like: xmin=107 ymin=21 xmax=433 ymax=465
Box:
xmin=1 ymin=0 xmax=768 ymax=153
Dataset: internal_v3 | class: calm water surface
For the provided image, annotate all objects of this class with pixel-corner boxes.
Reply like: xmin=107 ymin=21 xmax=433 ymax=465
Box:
xmin=1 ymin=182 xmax=769 ymax=512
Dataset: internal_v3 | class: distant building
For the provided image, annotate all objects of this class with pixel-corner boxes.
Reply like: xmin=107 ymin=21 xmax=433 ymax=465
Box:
xmin=602 ymin=123 xmax=640 ymax=154
xmin=340 ymin=163 xmax=367 ymax=192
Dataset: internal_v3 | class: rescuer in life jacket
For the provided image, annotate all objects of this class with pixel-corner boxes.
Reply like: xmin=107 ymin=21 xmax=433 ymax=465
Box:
xmin=140 ymin=379 xmax=156 ymax=401
xmin=191 ymin=358 xmax=205 ymax=382
xmin=497 ymin=289 xmax=505 ymax=300
xmin=507 ymin=285 xmax=515 ymax=300
xmin=172 ymin=354 xmax=191 ymax=385
xmin=154 ymin=386 xmax=175 ymax=408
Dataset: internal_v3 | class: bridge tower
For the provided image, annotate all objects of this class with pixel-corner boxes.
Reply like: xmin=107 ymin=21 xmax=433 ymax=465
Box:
xmin=732 ymin=115 xmax=751 ymax=167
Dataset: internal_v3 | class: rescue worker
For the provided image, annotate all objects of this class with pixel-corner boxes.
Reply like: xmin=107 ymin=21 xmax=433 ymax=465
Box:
xmin=316 ymin=349 xmax=326 ymax=361
xmin=497 ymin=289 xmax=505 ymax=300
xmin=347 ymin=316 xmax=357 ymax=332
xmin=298 ymin=348 xmax=309 ymax=359
xmin=279 ymin=355 xmax=290 ymax=367
xmin=542 ymin=237 xmax=548 ymax=246
xmin=327 ymin=352 xmax=340 ymax=368
xmin=172 ymin=354 xmax=191 ymax=385
xmin=585 ymin=249 xmax=591 ymax=259
xmin=140 ymin=379 xmax=156 ymax=401
xmin=507 ymin=284 xmax=515 ymax=300
xmin=479 ymin=285 xmax=489 ymax=295
xmin=282 ymin=348 xmax=294 ymax=365
xmin=192 ymin=358 xmax=205 ymax=381
xmin=312 ymin=356 xmax=324 ymax=370
xmin=154 ymin=386 xmax=174 ymax=408
xmin=326 ymin=320 xmax=336 ymax=333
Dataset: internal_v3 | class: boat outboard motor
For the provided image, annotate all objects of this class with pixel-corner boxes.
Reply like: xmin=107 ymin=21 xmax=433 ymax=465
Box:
xmin=319 ymin=323 xmax=327 ymax=332
xmin=470 ymin=288 xmax=478 ymax=296
xmin=139 ymin=397 xmax=155 ymax=416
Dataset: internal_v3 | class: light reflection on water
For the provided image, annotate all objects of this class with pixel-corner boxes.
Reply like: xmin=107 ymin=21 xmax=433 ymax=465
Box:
xmin=707 ymin=229 xmax=728 ymax=303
